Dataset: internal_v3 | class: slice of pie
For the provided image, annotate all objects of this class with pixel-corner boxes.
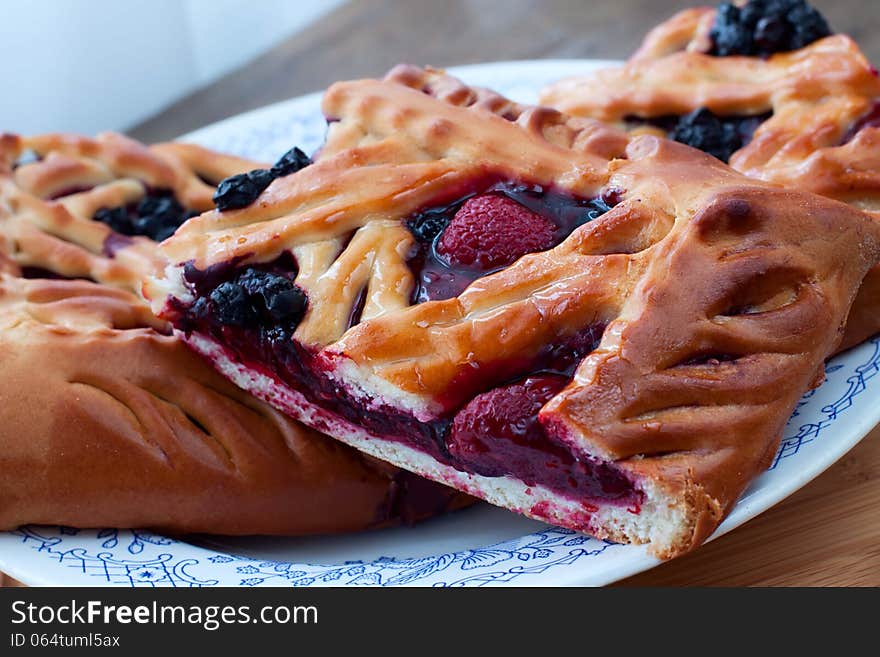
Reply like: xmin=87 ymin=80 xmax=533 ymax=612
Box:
xmin=145 ymin=65 xmax=880 ymax=557
xmin=540 ymin=0 xmax=880 ymax=349
xmin=0 ymin=132 xmax=469 ymax=535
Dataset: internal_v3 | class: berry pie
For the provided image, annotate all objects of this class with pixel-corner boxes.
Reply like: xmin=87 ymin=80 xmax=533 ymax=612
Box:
xmin=0 ymin=131 xmax=266 ymax=289
xmin=146 ymin=66 xmax=880 ymax=557
xmin=0 ymin=274 xmax=470 ymax=534
xmin=0 ymin=133 xmax=469 ymax=535
xmin=541 ymin=1 xmax=880 ymax=349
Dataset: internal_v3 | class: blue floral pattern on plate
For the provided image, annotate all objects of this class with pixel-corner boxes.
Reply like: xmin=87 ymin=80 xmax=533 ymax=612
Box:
xmin=1 ymin=61 xmax=878 ymax=587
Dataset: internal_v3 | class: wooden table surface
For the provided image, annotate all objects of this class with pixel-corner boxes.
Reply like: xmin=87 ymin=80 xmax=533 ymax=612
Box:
xmin=5 ymin=0 xmax=879 ymax=587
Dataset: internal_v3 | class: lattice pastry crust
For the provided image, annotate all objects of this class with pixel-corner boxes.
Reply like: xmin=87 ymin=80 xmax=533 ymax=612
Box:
xmin=540 ymin=6 xmax=880 ymax=349
xmin=0 ymin=132 xmax=467 ymax=534
xmin=0 ymin=274 xmax=469 ymax=534
xmin=147 ymin=66 xmax=880 ymax=557
xmin=541 ymin=8 xmax=880 ymax=209
xmin=0 ymin=131 xmax=263 ymax=290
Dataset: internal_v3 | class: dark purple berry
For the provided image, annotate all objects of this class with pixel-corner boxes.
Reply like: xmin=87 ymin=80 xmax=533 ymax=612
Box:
xmin=787 ymin=1 xmax=832 ymax=49
xmin=137 ymin=194 xmax=177 ymax=219
xmin=271 ymin=147 xmax=311 ymax=177
xmin=669 ymin=108 xmax=744 ymax=163
xmin=190 ymin=296 xmax=210 ymax=320
xmin=205 ymin=267 xmax=309 ymax=329
xmin=406 ymin=211 xmax=449 ymax=243
xmin=711 ymin=3 xmax=753 ymax=56
xmin=132 ymin=194 xmax=195 ymax=241
xmin=754 ymin=16 xmax=787 ymax=52
xmin=92 ymin=190 xmax=198 ymax=242
xmin=709 ymin=0 xmax=831 ymax=57
xmin=264 ymin=286 xmax=307 ymax=322
xmin=93 ymin=206 xmax=133 ymax=234
xmin=209 ymin=282 xmax=254 ymax=326
xmin=240 ymin=269 xmax=307 ymax=323
xmin=213 ymin=168 xmax=275 ymax=211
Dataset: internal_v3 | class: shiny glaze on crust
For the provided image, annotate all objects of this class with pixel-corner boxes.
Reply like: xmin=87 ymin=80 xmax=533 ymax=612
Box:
xmin=172 ymin=221 xmax=641 ymax=508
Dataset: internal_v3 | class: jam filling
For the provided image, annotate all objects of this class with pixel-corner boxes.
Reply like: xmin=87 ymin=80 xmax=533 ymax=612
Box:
xmin=628 ymin=108 xmax=771 ymax=163
xmin=841 ymin=102 xmax=880 ymax=144
xmin=405 ymin=183 xmax=612 ymax=302
xmin=20 ymin=266 xmax=77 ymax=280
xmin=173 ymin=186 xmax=642 ymax=511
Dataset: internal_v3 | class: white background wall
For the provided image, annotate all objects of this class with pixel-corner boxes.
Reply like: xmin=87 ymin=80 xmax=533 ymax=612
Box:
xmin=0 ymin=0 xmax=345 ymax=135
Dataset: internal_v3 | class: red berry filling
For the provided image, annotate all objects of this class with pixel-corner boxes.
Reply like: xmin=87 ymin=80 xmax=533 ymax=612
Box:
xmin=170 ymin=185 xmax=641 ymax=512
xmin=406 ymin=181 xmax=614 ymax=302
xmin=448 ymin=375 xmax=566 ymax=476
xmin=436 ymin=194 xmax=556 ymax=269
xmin=841 ymin=101 xmax=880 ymax=144
xmin=449 ymin=375 xmax=633 ymax=499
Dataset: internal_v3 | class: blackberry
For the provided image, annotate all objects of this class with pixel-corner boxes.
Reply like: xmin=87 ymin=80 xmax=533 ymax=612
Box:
xmin=209 ymin=282 xmax=254 ymax=326
xmin=207 ymin=268 xmax=308 ymax=329
xmin=136 ymin=194 xmax=179 ymax=220
xmin=238 ymin=268 xmax=308 ymax=323
xmin=189 ymin=296 xmax=210 ymax=320
xmin=669 ymin=108 xmax=745 ymax=162
xmin=93 ymin=206 xmax=133 ymax=235
xmin=213 ymin=145 xmax=310 ymax=212
xmin=787 ymin=1 xmax=832 ymax=48
xmin=712 ymin=3 xmax=753 ymax=56
xmin=132 ymin=193 xmax=198 ymax=241
xmin=271 ymin=147 xmax=311 ymax=177
xmin=264 ymin=285 xmax=308 ymax=322
xmin=94 ymin=191 xmax=199 ymax=242
xmin=213 ymin=168 xmax=275 ymax=211
xmin=407 ymin=211 xmax=450 ymax=243
xmin=709 ymin=0 xmax=831 ymax=57
xmin=754 ymin=15 xmax=787 ymax=52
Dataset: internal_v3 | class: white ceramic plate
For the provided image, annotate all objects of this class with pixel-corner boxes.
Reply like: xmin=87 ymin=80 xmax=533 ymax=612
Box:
xmin=2 ymin=60 xmax=879 ymax=587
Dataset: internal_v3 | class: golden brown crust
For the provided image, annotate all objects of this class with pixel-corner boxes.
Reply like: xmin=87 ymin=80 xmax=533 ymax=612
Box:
xmin=149 ymin=66 xmax=880 ymax=556
xmin=542 ymin=33 xmax=880 ymax=209
xmin=149 ymin=65 xmax=629 ymax=347
xmin=0 ymin=131 xmax=469 ymax=534
xmin=0 ymin=273 xmax=467 ymax=534
xmin=0 ymin=131 xmax=266 ymax=291
xmin=841 ymin=265 xmax=880 ymax=352
xmin=540 ymin=8 xmax=880 ymax=349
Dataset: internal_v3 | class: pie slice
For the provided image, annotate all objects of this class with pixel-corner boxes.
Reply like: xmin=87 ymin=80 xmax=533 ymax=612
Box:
xmin=0 ymin=132 xmax=469 ymax=535
xmin=540 ymin=0 xmax=880 ymax=349
xmin=146 ymin=65 xmax=880 ymax=557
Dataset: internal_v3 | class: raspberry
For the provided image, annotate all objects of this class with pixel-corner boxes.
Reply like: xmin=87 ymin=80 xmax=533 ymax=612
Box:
xmin=447 ymin=375 xmax=567 ymax=476
xmin=436 ymin=194 xmax=556 ymax=270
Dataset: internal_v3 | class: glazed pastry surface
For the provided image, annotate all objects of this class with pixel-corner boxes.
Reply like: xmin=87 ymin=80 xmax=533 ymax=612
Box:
xmin=147 ymin=66 xmax=880 ymax=557
xmin=0 ymin=132 xmax=468 ymax=534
